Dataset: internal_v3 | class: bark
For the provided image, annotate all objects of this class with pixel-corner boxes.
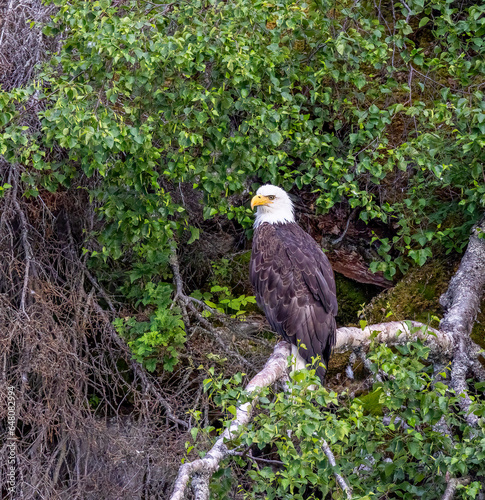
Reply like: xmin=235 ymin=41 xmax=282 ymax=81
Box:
xmin=321 ymin=438 xmax=352 ymax=499
xmin=335 ymin=321 xmax=452 ymax=361
xmin=441 ymin=477 xmax=471 ymax=500
xmin=440 ymin=217 xmax=485 ymax=340
xmin=440 ymin=217 xmax=485 ymax=424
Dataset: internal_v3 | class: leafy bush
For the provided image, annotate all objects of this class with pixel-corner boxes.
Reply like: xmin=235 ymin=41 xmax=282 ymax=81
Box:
xmin=201 ymin=339 xmax=485 ymax=499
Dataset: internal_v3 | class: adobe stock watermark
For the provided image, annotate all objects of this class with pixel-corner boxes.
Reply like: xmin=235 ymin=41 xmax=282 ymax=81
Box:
xmin=6 ymin=386 xmax=17 ymax=496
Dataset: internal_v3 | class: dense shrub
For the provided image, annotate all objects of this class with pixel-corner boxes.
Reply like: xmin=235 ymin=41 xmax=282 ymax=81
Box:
xmin=202 ymin=338 xmax=485 ymax=499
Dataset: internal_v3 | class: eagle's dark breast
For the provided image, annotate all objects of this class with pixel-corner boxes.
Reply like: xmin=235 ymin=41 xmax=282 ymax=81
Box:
xmin=250 ymin=222 xmax=338 ymax=380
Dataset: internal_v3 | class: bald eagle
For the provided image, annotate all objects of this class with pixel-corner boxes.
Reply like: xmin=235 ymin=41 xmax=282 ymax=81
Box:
xmin=250 ymin=185 xmax=338 ymax=382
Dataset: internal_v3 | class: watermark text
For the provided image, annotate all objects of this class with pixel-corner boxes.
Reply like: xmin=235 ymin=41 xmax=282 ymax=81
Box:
xmin=6 ymin=386 xmax=16 ymax=495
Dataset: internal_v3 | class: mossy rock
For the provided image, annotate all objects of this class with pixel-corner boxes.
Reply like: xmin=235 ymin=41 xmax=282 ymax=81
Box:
xmin=363 ymin=257 xmax=485 ymax=349
xmin=363 ymin=259 xmax=453 ymax=328
xmin=335 ymin=273 xmax=380 ymax=327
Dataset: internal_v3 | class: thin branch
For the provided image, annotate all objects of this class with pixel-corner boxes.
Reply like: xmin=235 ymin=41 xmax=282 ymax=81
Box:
xmin=321 ymin=438 xmax=352 ymax=499
xmin=441 ymin=476 xmax=471 ymax=500
xmin=65 ymin=215 xmax=117 ymax=315
xmin=192 ymin=325 xmax=253 ymax=370
xmin=11 ymin=165 xmax=34 ymax=318
xmin=169 ymin=244 xmax=191 ymax=322
xmin=400 ymin=0 xmax=412 ymax=22
xmin=169 ymin=245 xmax=254 ymax=369
xmin=332 ymin=208 xmax=357 ymax=245
xmin=229 ymin=450 xmax=284 ymax=467
xmin=0 ymin=0 xmax=16 ymax=47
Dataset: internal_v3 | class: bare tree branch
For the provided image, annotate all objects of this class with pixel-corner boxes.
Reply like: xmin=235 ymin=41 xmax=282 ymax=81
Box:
xmin=334 ymin=321 xmax=452 ymax=360
xmin=10 ymin=164 xmax=35 ymax=318
xmin=321 ymin=438 xmax=352 ymax=499
xmin=0 ymin=0 xmax=56 ymax=90
xmin=440 ymin=217 xmax=485 ymax=345
xmin=169 ymin=244 xmax=254 ymax=370
xmin=441 ymin=476 xmax=471 ymax=500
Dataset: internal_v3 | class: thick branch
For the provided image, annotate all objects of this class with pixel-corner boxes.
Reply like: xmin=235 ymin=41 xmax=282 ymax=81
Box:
xmin=440 ymin=217 xmax=485 ymax=425
xmin=440 ymin=217 xmax=485 ymax=340
xmin=335 ymin=321 xmax=453 ymax=361
xmin=441 ymin=476 xmax=471 ymax=500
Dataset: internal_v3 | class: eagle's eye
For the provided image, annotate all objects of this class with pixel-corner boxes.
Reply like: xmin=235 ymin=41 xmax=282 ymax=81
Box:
xmin=268 ymin=195 xmax=276 ymax=200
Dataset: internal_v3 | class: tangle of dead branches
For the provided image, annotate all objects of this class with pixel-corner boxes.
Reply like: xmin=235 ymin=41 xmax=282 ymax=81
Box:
xmin=0 ymin=0 xmax=57 ymax=91
xmin=0 ymin=157 xmax=265 ymax=499
xmin=0 ymin=157 xmax=209 ymax=499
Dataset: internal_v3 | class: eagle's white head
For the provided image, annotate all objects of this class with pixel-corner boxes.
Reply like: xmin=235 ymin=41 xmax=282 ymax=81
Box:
xmin=251 ymin=184 xmax=295 ymax=228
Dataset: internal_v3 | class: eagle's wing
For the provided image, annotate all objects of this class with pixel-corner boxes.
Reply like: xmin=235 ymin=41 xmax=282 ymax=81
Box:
xmin=250 ymin=223 xmax=337 ymax=380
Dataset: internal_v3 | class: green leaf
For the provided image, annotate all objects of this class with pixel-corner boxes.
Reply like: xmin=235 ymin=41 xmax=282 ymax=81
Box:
xmin=268 ymin=131 xmax=283 ymax=146
xmin=105 ymin=135 xmax=114 ymax=149
xmin=408 ymin=440 xmax=421 ymax=458
xmin=413 ymin=54 xmax=424 ymax=65
xmin=188 ymin=226 xmax=200 ymax=244
xmin=418 ymin=17 xmax=429 ymax=28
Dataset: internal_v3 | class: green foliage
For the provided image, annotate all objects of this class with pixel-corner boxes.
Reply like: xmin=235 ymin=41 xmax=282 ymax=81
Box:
xmin=113 ymin=282 xmax=185 ymax=371
xmin=1 ymin=0 xmax=484 ymax=368
xmin=0 ymin=182 xmax=12 ymax=197
xmin=192 ymin=258 xmax=257 ymax=316
xmin=192 ymin=285 xmax=256 ymax=317
xmin=200 ymin=336 xmax=485 ymax=499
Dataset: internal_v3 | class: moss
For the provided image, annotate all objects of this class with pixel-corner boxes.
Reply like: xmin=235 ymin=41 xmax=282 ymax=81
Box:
xmin=363 ymin=257 xmax=485 ymax=349
xmin=335 ymin=273 xmax=380 ymax=327
xmin=363 ymin=259 xmax=452 ymax=328
xmin=471 ymin=311 xmax=485 ymax=349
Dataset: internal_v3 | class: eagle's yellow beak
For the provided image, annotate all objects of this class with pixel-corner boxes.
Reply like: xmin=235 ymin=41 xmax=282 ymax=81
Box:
xmin=251 ymin=194 xmax=272 ymax=210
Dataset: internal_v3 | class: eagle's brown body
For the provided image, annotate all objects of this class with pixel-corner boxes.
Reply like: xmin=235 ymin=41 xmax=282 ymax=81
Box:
xmin=250 ymin=222 xmax=337 ymax=381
